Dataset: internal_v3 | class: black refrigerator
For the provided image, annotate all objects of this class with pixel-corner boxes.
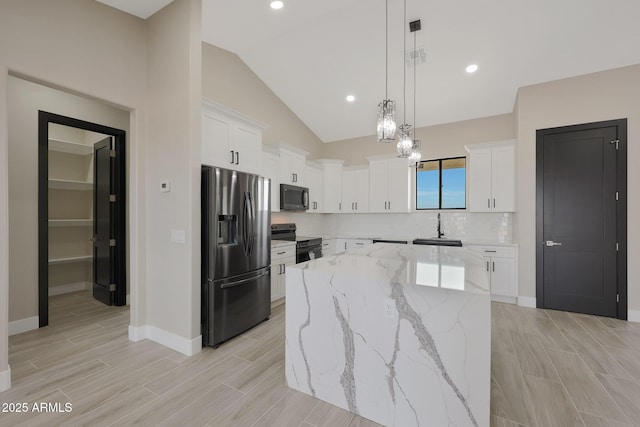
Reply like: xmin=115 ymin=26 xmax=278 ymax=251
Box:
xmin=201 ymin=166 xmax=271 ymax=347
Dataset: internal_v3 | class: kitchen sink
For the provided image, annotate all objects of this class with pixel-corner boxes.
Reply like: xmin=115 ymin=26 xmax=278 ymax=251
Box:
xmin=412 ymin=238 xmax=463 ymax=247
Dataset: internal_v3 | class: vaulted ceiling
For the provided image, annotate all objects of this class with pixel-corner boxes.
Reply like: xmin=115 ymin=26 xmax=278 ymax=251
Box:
xmin=99 ymin=0 xmax=640 ymax=142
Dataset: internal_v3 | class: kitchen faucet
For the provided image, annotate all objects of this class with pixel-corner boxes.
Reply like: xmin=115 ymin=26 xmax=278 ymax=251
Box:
xmin=437 ymin=213 xmax=445 ymax=238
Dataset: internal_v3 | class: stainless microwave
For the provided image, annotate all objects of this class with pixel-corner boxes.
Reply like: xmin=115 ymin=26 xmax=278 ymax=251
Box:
xmin=280 ymin=184 xmax=309 ymax=211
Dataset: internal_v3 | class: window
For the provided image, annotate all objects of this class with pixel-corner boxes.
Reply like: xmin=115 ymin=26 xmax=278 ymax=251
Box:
xmin=416 ymin=157 xmax=466 ymax=210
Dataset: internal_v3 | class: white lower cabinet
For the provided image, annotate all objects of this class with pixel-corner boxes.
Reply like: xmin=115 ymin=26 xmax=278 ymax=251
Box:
xmin=271 ymin=243 xmax=296 ymax=302
xmin=322 ymin=238 xmax=336 ymax=257
xmin=335 ymin=238 xmax=373 ymax=254
xmin=467 ymin=245 xmax=518 ymax=303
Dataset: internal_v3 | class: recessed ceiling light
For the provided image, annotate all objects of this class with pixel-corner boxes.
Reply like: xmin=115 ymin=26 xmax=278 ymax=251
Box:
xmin=466 ymin=64 xmax=478 ymax=73
xmin=346 ymin=95 xmax=356 ymax=103
xmin=270 ymin=1 xmax=284 ymax=10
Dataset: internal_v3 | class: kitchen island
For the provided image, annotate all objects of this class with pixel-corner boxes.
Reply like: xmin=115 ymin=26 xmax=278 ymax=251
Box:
xmin=285 ymin=243 xmax=490 ymax=427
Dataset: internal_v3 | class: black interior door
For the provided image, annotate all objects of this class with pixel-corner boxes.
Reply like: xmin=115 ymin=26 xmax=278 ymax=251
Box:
xmin=93 ymin=136 xmax=126 ymax=306
xmin=536 ymin=120 xmax=626 ymax=318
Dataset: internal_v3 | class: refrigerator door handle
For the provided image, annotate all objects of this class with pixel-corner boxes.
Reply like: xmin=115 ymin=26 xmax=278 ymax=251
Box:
xmin=242 ymin=191 xmax=255 ymax=256
xmin=248 ymin=192 xmax=255 ymax=256
xmin=220 ymin=269 xmax=270 ymax=289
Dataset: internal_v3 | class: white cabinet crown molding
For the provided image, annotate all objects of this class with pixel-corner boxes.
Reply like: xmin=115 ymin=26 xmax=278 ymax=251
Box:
xmin=202 ymin=97 xmax=267 ymax=130
xmin=262 ymin=144 xmax=280 ymax=155
xmin=315 ymin=158 xmax=344 ymax=165
xmin=464 ymin=138 xmax=516 ymax=152
xmin=276 ymin=143 xmax=309 ymax=157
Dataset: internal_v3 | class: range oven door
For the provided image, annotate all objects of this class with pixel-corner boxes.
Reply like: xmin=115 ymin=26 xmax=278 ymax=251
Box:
xmin=296 ymin=245 xmax=322 ymax=264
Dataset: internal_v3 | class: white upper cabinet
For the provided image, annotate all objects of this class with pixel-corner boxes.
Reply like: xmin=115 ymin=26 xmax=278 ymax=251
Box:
xmin=318 ymin=159 xmax=344 ymax=213
xmin=342 ymin=167 xmax=369 ymax=213
xmin=465 ymin=140 xmax=516 ymax=212
xmin=306 ymin=163 xmax=323 ymax=213
xmin=368 ymin=156 xmax=410 ymax=213
xmin=201 ymin=99 xmax=265 ymax=175
xmin=261 ymin=146 xmax=280 ymax=212
xmin=279 ymin=145 xmax=308 ymax=186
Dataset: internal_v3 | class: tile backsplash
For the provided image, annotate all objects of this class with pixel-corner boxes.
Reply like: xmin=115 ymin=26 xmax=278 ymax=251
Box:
xmin=272 ymin=211 xmax=513 ymax=244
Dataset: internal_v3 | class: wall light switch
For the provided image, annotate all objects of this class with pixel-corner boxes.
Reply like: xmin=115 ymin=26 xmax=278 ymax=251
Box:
xmin=170 ymin=229 xmax=186 ymax=244
xmin=160 ymin=180 xmax=171 ymax=193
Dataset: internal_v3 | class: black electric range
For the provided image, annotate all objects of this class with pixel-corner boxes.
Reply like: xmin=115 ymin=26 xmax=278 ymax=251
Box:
xmin=271 ymin=223 xmax=322 ymax=263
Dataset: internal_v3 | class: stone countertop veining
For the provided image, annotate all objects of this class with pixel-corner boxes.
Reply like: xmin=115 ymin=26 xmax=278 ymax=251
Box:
xmin=285 ymin=242 xmax=491 ymax=427
xmin=297 ymin=243 xmax=490 ymax=295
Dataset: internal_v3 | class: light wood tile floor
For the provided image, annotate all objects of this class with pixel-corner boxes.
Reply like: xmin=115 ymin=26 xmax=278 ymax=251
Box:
xmin=2 ymin=292 xmax=640 ymax=426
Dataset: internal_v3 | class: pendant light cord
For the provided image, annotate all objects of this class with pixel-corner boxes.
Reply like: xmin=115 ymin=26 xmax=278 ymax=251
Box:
xmin=403 ymin=0 xmax=406 ymax=127
xmin=413 ymin=30 xmax=416 ymax=131
xmin=385 ymin=0 xmax=388 ymax=100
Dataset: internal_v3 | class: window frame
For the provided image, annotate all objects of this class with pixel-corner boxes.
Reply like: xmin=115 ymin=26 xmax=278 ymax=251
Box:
xmin=415 ymin=156 xmax=467 ymax=211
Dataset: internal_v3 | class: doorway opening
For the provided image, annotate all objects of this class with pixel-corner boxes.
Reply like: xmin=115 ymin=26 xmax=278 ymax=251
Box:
xmin=536 ymin=119 xmax=627 ymax=319
xmin=38 ymin=111 xmax=126 ymax=327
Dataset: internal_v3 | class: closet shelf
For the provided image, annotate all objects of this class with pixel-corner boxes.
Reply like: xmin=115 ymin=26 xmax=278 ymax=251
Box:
xmin=48 ymin=255 xmax=93 ymax=265
xmin=48 ymin=219 xmax=93 ymax=227
xmin=48 ymin=179 xmax=93 ymax=191
xmin=48 ymin=138 xmax=94 ymax=156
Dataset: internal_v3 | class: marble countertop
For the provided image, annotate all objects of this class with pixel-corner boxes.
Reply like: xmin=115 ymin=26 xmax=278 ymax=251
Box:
xmin=286 ymin=244 xmax=490 ymax=426
xmin=295 ymin=243 xmax=490 ymax=295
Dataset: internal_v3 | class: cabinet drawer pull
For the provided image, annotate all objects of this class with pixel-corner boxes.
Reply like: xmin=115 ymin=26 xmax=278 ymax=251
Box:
xmin=277 ymin=251 xmax=286 ymax=255
xmin=484 ymin=250 xmax=497 ymax=253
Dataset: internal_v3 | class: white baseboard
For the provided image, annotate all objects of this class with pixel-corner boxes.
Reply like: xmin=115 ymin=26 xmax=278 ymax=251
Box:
xmin=517 ymin=296 xmax=536 ymax=308
xmin=491 ymin=295 xmax=517 ymax=304
xmin=49 ymin=281 xmax=92 ymax=296
xmin=129 ymin=325 xmax=202 ymax=356
xmin=628 ymin=310 xmax=640 ymax=323
xmin=9 ymin=316 xmax=39 ymax=336
xmin=0 ymin=366 xmax=11 ymax=392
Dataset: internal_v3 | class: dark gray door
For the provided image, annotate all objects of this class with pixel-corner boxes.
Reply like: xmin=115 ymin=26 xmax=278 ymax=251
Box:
xmin=537 ymin=121 xmax=626 ymax=318
xmin=93 ymin=137 xmax=125 ymax=306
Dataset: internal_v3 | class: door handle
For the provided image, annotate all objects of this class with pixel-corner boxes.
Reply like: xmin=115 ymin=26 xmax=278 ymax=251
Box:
xmin=545 ymin=241 xmax=563 ymax=246
xmin=230 ymin=150 xmax=235 ymax=164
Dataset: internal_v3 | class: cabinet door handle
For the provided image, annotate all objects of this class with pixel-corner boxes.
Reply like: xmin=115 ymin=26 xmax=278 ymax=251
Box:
xmin=339 ymin=202 xmax=341 ymax=210
xmin=282 ymin=264 xmax=286 ymax=273
xmin=487 ymin=198 xmax=490 ymax=209
xmin=236 ymin=152 xmax=240 ymax=165
xmin=388 ymin=201 xmax=390 ymax=210
xmin=492 ymin=261 xmax=495 ymax=272
xmin=493 ymin=198 xmax=496 ymax=208
xmin=230 ymin=150 xmax=235 ymax=164
xmin=486 ymin=261 xmax=489 ymax=272
xmin=355 ymin=202 xmax=358 ymax=210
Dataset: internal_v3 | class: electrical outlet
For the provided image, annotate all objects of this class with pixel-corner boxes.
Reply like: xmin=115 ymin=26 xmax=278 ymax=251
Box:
xmin=384 ymin=298 xmax=396 ymax=320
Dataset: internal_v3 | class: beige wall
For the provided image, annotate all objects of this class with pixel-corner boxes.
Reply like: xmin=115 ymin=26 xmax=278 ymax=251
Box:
xmin=322 ymin=113 xmax=515 ymax=165
xmin=201 ymin=43 xmax=324 ymax=158
xmin=7 ymin=76 xmax=131 ymax=322
xmin=146 ymin=0 xmax=202 ymax=347
xmin=515 ymin=64 xmax=640 ymax=313
xmin=0 ymin=0 xmax=148 ymax=385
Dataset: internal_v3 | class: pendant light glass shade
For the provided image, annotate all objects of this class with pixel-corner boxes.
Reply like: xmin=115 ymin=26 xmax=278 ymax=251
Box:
xmin=377 ymin=100 xmax=397 ymax=142
xmin=396 ymin=124 xmax=412 ymax=157
xmin=409 ymin=140 xmax=422 ymax=164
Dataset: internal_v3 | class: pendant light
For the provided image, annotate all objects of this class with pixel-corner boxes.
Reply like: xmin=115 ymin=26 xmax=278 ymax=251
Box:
xmin=397 ymin=0 xmax=412 ymax=157
xmin=408 ymin=19 xmax=422 ymax=166
xmin=377 ymin=0 xmax=396 ymax=143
